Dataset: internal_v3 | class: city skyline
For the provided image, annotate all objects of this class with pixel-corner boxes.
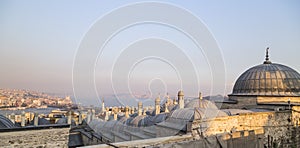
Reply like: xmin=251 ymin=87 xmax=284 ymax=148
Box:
xmin=1 ymin=1 xmax=300 ymax=105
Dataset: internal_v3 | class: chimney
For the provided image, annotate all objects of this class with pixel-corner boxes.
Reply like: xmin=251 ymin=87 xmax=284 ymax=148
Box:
xmin=67 ymin=111 xmax=72 ymax=125
xmin=104 ymin=112 xmax=109 ymax=121
xmin=125 ymin=106 xmax=129 ymax=118
xmin=87 ymin=110 xmax=91 ymax=123
xmin=91 ymin=109 xmax=95 ymax=120
xmin=131 ymin=106 xmax=135 ymax=114
xmin=101 ymin=99 xmax=105 ymax=112
xmin=30 ymin=112 xmax=34 ymax=121
xmin=165 ymin=93 xmax=170 ymax=113
xmin=165 ymin=103 xmax=169 ymax=113
xmin=155 ymin=96 xmax=161 ymax=115
xmin=143 ymin=108 xmax=147 ymax=116
xmin=166 ymin=93 xmax=171 ymax=105
xmin=113 ymin=107 xmax=118 ymax=120
xmin=199 ymin=92 xmax=203 ymax=100
xmin=173 ymin=97 xmax=178 ymax=105
xmin=21 ymin=111 xmax=26 ymax=127
xmin=105 ymin=107 xmax=110 ymax=114
xmin=78 ymin=111 xmax=82 ymax=125
xmin=138 ymin=102 xmax=143 ymax=116
xmin=198 ymin=92 xmax=202 ymax=107
xmin=34 ymin=113 xmax=39 ymax=126
xmin=10 ymin=113 xmax=15 ymax=124
xmin=178 ymin=90 xmax=184 ymax=109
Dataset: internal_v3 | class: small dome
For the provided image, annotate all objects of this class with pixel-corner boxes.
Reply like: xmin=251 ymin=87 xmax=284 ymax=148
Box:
xmin=118 ymin=116 xmax=129 ymax=124
xmin=170 ymin=108 xmax=195 ymax=121
xmin=169 ymin=108 xmax=227 ymax=121
xmin=185 ymin=98 xmax=218 ymax=109
xmin=152 ymin=113 xmax=168 ymax=124
xmin=130 ymin=115 xmax=147 ymax=127
xmin=178 ymin=90 xmax=184 ymax=96
xmin=194 ymin=108 xmax=228 ymax=120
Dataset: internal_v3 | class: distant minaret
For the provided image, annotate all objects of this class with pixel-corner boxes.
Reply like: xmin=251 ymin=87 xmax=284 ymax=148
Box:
xmin=138 ymin=102 xmax=143 ymax=116
xmin=178 ymin=90 xmax=184 ymax=109
xmin=198 ymin=92 xmax=202 ymax=108
xmin=155 ymin=95 xmax=161 ymax=115
xmin=101 ymin=99 xmax=105 ymax=112
xmin=21 ymin=111 xmax=25 ymax=127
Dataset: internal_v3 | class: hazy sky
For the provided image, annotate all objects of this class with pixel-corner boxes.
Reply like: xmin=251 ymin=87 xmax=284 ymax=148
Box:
xmin=0 ymin=1 xmax=299 ymax=105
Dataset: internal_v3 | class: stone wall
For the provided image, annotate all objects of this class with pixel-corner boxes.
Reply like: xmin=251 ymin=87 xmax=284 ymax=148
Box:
xmin=292 ymin=106 xmax=300 ymax=125
xmin=224 ymin=96 xmax=257 ymax=109
xmin=0 ymin=127 xmax=69 ymax=148
xmin=257 ymin=96 xmax=300 ymax=103
xmin=225 ymin=96 xmax=300 ymax=109
xmin=192 ymin=110 xmax=293 ymax=147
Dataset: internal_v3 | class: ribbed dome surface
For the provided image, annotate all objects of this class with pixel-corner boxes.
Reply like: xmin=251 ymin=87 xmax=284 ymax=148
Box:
xmin=232 ymin=63 xmax=300 ymax=96
xmin=0 ymin=114 xmax=16 ymax=128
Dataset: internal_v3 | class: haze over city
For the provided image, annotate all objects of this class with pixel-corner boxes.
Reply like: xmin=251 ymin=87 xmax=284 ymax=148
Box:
xmin=2 ymin=1 xmax=300 ymax=148
xmin=1 ymin=0 xmax=299 ymax=106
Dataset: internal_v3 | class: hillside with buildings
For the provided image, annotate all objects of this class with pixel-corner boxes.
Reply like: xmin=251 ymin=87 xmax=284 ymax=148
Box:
xmin=0 ymin=88 xmax=73 ymax=108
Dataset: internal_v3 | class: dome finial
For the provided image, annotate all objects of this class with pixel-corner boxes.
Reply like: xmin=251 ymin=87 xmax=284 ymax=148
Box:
xmin=263 ymin=47 xmax=272 ymax=64
xmin=265 ymin=47 xmax=269 ymax=61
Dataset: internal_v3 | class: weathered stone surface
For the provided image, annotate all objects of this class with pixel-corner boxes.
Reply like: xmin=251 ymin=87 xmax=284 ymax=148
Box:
xmin=0 ymin=128 xmax=69 ymax=148
xmin=193 ymin=110 xmax=297 ymax=147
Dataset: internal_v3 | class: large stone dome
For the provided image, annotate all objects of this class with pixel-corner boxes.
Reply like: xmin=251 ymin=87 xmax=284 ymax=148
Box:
xmin=231 ymin=50 xmax=300 ymax=97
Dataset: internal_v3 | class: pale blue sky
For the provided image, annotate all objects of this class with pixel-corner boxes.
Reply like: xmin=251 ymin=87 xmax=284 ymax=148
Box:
xmin=0 ymin=0 xmax=299 ymax=105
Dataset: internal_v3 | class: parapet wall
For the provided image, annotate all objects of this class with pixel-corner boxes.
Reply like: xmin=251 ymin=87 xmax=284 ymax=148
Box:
xmin=0 ymin=126 xmax=70 ymax=148
xmin=194 ymin=110 xmax=292 ymax=147
xmin=84 ymin=130 xmax=264 ymax=148
xmin=257 ymin=96 xmax=300 ymax=103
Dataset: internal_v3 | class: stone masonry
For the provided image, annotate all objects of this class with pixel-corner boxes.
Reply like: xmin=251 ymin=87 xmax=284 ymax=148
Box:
xmin=0 ymin=127 xmax=69 ymax=148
